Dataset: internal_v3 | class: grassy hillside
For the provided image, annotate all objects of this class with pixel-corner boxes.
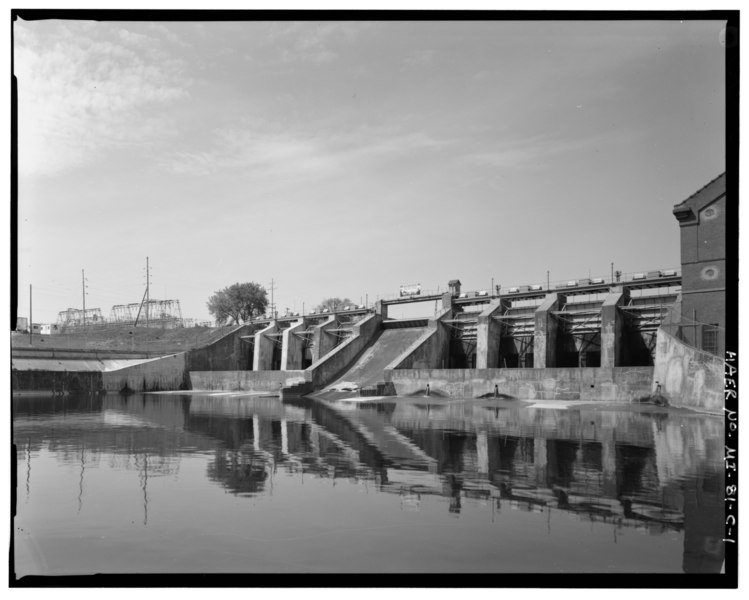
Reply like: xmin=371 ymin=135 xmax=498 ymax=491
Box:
xmin=11 ymin=325 xmax=235 ymax=353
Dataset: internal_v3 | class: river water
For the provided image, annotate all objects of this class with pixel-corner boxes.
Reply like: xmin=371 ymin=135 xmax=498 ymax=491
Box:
xmin=12 ymin=392 xmax=725 ymax=577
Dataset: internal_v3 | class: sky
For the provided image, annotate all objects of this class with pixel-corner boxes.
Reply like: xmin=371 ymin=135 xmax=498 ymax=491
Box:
xmin=12 ymin=16 xmax=727 ymax=323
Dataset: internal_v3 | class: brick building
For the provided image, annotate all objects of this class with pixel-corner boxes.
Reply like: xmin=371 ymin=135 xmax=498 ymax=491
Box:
xmin=672 ymin=172 xmax=726 ymax=356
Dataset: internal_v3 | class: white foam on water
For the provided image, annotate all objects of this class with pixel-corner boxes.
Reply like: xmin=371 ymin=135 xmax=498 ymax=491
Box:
xmin=338 ymin=396 xmax=388 ymax=403
xmin=327 ymin=381 xmax=360 ymax=392
xmin=524 ymin=400 xmax=593 ymax=410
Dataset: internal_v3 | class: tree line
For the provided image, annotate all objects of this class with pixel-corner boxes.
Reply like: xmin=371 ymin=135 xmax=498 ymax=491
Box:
xmin=207 ymin=282 xmax=354 ymax=325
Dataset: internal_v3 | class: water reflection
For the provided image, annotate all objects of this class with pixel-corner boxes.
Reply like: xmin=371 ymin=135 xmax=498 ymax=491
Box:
xmin=13 ymin=393 xmax=724 ymax=574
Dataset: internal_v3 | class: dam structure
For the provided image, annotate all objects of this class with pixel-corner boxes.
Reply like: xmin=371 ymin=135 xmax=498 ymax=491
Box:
xmin=186 ymin=269 xmax=684 ymax=405
xmin=179 ymin=174 xmax=732 ymax=414
xmin=12 ymin=174 xmax=726 ymax=413
xmin=10 ymin=268 xmax=717 ymax=412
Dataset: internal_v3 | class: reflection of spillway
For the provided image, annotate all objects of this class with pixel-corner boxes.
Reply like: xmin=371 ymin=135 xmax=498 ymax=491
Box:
xmin=15 ymin=393 xmax=725 ymax=571
xmin=327 ymin=327 xmax=425 ymax=389
xmin=188 ymin=394 xmax=306 ymax=421
xmin=318 ymin=399 xmax=437 ymax=470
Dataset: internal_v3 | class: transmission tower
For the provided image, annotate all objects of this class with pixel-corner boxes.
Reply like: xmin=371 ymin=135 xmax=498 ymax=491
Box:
xmin=82 ymin=269 xmax=88 ymax=328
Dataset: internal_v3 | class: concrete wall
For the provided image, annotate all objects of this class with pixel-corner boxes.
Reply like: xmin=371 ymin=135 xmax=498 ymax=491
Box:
xmin=253 ymin=321 xmax=279 ymax=371
xmin=12 ymin=370 xmax=104 ymax=395
xmin=186 ymin=324 xmax=254 ymax=372
xmin=102 ymin=353 xmax=188 ymax=392
xmin=387 ymin=308 xmax=452 ymax=370
xmin=281 ymin=319 xmax=307 ymax=370
xmin=305 ymin=313 xmax=382 ymax=389
xmin=534 ymin=293 xmax=566 ymax=368
xmin=13 ymin=353 xmax=189 ymax=394
xmin=190 ymin=370 xmax=307 ymax=392
xmin=652 ymin=327 xmax=723 ymax=413
xmin=12 ymin=347 xmax=155 ymax=360
xmin=310 ymin=315 xmax=338 ymax=363
xmin=385 ymin=366 xmax=653 ymax=402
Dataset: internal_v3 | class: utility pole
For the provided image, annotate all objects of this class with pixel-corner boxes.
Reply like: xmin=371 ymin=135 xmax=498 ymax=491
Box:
xmin=82 ymin=269 xmax=87 ymax=328
xmin=146 ymin=256 xmax=150 ymax=328
xmin=611 ymin=262 xmax=614 ymax=284
xmin=547 ymin=270 xmax=550 ymax=291
xmin=269 ymin=278 xmax=276 ymax=319
xmin=29 ymin=284 xmax=32 ymax=345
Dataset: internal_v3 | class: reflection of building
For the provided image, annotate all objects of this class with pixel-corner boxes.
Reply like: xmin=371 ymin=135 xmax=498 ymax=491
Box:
xmin=14 ymin=393 xmax=726 ymax=573
xmin=681 ymin=471 xmax=725 ymax=573
xmin=672 ymin=173 xmax=726 ymax=355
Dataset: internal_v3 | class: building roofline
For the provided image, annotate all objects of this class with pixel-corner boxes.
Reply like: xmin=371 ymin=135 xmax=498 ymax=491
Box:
xmin=673 ymin=172 xmax=726 ymax=210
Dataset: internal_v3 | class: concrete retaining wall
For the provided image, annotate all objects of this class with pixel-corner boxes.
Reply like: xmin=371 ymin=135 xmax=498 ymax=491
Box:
xmin=12 ymin=347 xmax=153 ymax=360
xmin=385 ymin=366 xmax=654 ymax=402
xmin=305 ymin=313 xmax=382 ymax=388
xmin=186 ymin=324 xmax=254 ymax=371
xmin=653 ymin=327 xmax=723 ymax=413
xmin=12 ymin=370 xmax=104 ymax=395
xmin=102 ymin=353 xmax=188 ymax=392
xmin=13 ymin=353 xmax=189 ymax=394
xmin=190 ymin=370 xmax=307 ymax=392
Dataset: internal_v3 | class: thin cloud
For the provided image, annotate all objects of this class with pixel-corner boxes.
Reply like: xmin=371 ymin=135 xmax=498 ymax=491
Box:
xmin=461 ymin=130 xmax=643 ymax=170
xmin=144 ymin=23 xmax=191 ymax=48
xmin=14 ymin=20 xmax=191 ymax=177
xmin=402 ymin=49 xmax=436 ymax=70
xmin=264 ymin=21 xmax=372 ymax=64
xmin=158 ymin=122 xmax=447 ymax=179
xmin=158 ymin=128 xmax=340 ymax=178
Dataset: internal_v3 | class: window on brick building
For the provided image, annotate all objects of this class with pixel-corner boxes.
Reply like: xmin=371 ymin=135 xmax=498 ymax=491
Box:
xmin=702 ymin=324 xmax=719 ymax=355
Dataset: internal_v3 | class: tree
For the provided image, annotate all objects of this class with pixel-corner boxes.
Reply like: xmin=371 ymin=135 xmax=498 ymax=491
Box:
xmin=207 ymin=282 xmax=268 ymax=325
xmin=314 ymin=297 xmax=354 ymax=313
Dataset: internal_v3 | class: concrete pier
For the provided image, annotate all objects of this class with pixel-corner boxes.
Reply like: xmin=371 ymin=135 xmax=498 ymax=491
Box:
xmin=600 ymin=287 xmax=629 ymax=368
xmin=281 ymin=319 xmax=307 ymax=370
xmin=476 ymin=299 xmax=509 ymax=369
xmin=253 ymin=321 xmax=279 ymax=371
xmin=534 ymin=293 xmax=566 ymax=368
xmin=310 ymin=316 xmax=338 ymax=363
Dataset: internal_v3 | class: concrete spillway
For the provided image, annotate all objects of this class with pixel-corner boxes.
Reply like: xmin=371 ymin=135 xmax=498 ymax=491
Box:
xmin=327 ymin=327 xmax=424 ymax=390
